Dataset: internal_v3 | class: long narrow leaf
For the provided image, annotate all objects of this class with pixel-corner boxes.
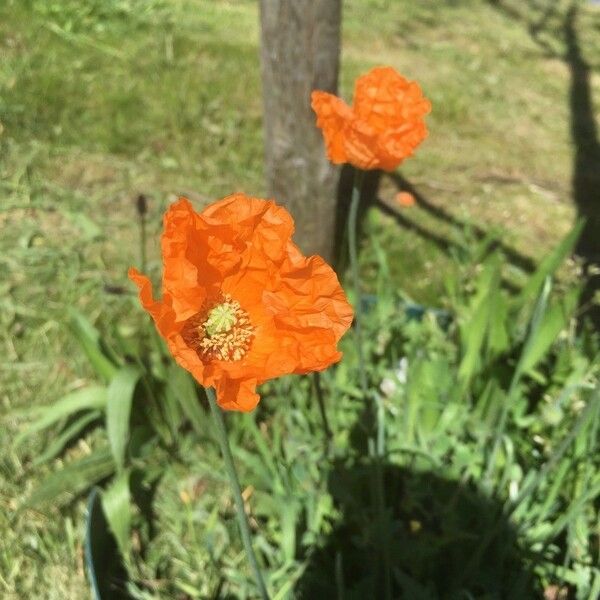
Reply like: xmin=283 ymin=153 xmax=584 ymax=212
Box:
xmin=85 ymin=488 xmax=130 ymax=600
xmin=166 ymin=365 xmax=206 ymax=435
xmin=458 ymin=257 xmax=501 ymax=384
xmin=101 ymin=471 xmax=131 ymax=558
xmin=520 ymin=286 xmax=580 ymax=374
xmin=16 ymin=386 xmax=106 ymax=446
xmin=25 ymin=447 xmax=115 ymax=508
xmin=106 ymin=366 xmax=141 ymax=472
xmin=69 ymin=310 xmax=119 ymax=381
xmin=32 ymin=411 xmax=101 ymax=466
xmin=484 ymin=277 xmax=552 ymax=486
xmin=545 ymin=476 xmax=600 ymax=541
xmin=514 ymin=276 xmax=553 ymax=381
xmin=518 ymin=220 xmax=584 ymax=306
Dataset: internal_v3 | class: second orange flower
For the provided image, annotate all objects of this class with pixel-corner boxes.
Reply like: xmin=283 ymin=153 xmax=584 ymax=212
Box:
xmin=311 ymin=66 xmax=431 ymax=171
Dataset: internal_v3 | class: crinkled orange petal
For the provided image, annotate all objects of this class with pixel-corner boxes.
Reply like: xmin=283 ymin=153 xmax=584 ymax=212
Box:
xmin=376 ymin=122 xmax=429 ymax=171
xmin=128 ymin=267 xmax=207 ymax=384
xmin=128 ymin=268 xmax=177 ymax=339
xmin=215 ymin=377 xmax=260 ymax=412
xmin=201 ymin=193 xmax=295 ymax=264
xmin=311 ymin=91 xmax=352 ymax=165
xmin=340 ymin=118 xmax=382 ymax=171
xmin=268 ymin=249 xmax=354 ymax=373
xmin=161 ymin=198 xmax=215 ymax=319
xmin=353 ymin=67 xmax=431 ymax=132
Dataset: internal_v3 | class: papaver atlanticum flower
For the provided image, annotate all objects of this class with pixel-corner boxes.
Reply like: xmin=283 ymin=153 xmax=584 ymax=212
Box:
xmin=129 ymin=194 xmax=354 ymax=412
xmin=311 ymin=66 xmax=431 ymax=171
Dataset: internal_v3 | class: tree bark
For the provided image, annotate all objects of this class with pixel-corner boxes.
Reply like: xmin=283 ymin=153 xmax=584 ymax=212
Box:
xmin=259 ymin=0 xmax=342 ymax=262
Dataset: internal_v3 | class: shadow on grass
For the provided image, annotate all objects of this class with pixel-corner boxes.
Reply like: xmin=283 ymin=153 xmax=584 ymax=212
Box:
xmin=295 ymin=400 xmax=539 ymax=599
xmin=336 ymin=163 xmax=533 ymax=294
xmin=564 ymin=5 xmax=600 ymax=327
xmin=296 ymin=459 xmax=538 ymax=599
xmin=333 ymin=161 xmax=535 ymax=296
xmin=486 ymin=0 xmax=600 ymax=327
xmin=386 ymin=172 xmax=537 ymax=277
xmin=334 ymin=164 xmax=382 ymax=272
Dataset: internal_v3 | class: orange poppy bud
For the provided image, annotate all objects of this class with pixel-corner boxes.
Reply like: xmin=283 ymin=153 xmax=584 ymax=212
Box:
xmin=395 ymin=191 xmax=416 ymax=207
xmin=129 ymin=194 xmax=354 ymax=412
xmin=312 ymin=66 xmax=431 ymax=171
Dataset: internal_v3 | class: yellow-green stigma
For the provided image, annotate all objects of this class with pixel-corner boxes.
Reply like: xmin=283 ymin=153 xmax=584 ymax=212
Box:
xmin=204 ymin=302 xmax=237 ymax=337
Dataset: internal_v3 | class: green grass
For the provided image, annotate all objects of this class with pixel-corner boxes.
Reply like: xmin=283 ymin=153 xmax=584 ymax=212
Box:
xmin=1 ymin=0 xmax=600 ymax=598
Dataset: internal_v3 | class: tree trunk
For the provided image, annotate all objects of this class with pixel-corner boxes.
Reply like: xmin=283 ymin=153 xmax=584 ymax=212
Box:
xmin=259 ymin=0 xmax=342 ymax=262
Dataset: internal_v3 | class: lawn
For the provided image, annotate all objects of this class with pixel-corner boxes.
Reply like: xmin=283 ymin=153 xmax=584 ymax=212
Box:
xmin=1 ymin=0 xmax=599 ymax=598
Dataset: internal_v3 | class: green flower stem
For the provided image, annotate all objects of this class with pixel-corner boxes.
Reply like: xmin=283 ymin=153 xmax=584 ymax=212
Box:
xmin=206 ymin=387 xmax=270 ymax=600
xmin=347 ymin=168 xmax=391 ymax=600
xmin=348 ymin=170 xmax=386 ymax=456
xmin=312 ymin=372 xmax=332 ymax=453
xmin=347 ymin=169 xmax=368 ymax=397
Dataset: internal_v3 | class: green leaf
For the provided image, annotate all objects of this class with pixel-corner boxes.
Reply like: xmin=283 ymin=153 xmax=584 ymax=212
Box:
xmin=166 ymin=365 xmax=206 ymax=435
xmin=243 ymin=413 xmax=279 ymax=479
xmin=515 ymin=277 xmax=552 ymax=379
xmin=26 ymin=447 xmax=115 ymax=508
xmin=158 ymin=376 xmax=183 ymax=439
xmin=520 ymin=286 xmax=580 ymax=375
xmin=589 ymin=569 xmax=600 ymax=600
xmin=16 ymin=385 xmax=107 ymax=446
xmin=32 ymin=410 xmax=101 ymax=466
xmin=101 ymin=471 xmax=131 ymax=557
xmin=458 ymin=297 xmax=489 ymax=383
xmin=280 ymin=501 xmax=299 ymax=562
xmin=106 ymin=365 xmax=141 ymax=472
xmin=458 ymin=257 xmax=501 ymax=383
xmin=85 ymin=488 xmax=130 ymax=600
xmin=69 ymin=310 xmax=119 ymax=381
xmin=487 ymin=287 xmax=509 ymax=355
xmin=518 ymin=220 xmax=584 ymax=306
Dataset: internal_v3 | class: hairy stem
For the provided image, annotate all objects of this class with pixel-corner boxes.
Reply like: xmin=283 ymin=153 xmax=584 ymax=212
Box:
xmin=206 ymin=388 xmax=269 ymax=600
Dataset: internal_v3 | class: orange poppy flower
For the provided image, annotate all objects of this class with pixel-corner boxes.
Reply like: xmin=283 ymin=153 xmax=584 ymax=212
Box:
xmin=129 ymin=194 xmax=354 ymax=412
xmin=311 ymin=66 xmax=431 ymax=171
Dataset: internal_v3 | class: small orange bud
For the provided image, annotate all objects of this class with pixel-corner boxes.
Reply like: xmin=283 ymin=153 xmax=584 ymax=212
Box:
xmin=395 ymin=191 xmax=416 ymax=207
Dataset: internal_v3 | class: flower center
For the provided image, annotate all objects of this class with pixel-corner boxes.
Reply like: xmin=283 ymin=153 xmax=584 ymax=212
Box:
xmin=204 ymin=303 xmax=238 ymax=337
xmin=195 ymin=295 xmax=254 ymax=362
